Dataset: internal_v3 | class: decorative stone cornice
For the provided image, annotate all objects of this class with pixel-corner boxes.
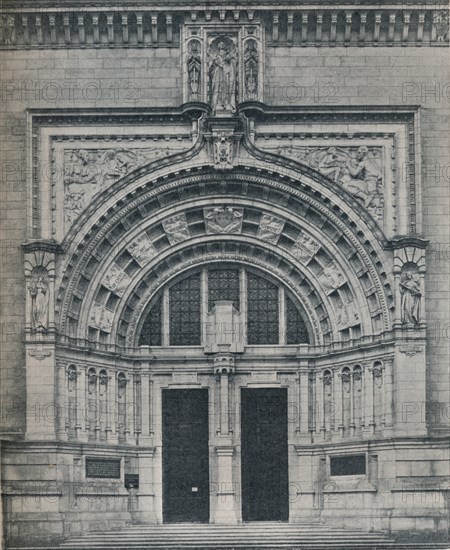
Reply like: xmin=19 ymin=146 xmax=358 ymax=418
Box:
xmin=0 ymin=5 xmax=448 ymax=48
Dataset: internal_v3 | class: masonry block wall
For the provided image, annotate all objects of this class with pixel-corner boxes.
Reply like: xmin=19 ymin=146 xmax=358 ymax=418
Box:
xmin=1 ymin=43 xmax=448 ymax=436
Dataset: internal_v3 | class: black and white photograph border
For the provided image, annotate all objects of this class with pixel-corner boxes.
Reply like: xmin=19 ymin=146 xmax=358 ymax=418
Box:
xmin=0 ymin=0 xmax=449 ymax=549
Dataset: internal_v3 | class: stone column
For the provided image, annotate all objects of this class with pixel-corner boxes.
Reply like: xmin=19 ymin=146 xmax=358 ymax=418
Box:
xmin=315 ymin=371 xmax=325 ymax=439
xmin=297 ymin=369 xmax=310 ymax=442
xmin=125 ymin=372 xmax=134 ymax=443
xmin=107 ymin=368 xmax=118 ymax=444
xmin=349 ymin=370 xmax=356 ymax=437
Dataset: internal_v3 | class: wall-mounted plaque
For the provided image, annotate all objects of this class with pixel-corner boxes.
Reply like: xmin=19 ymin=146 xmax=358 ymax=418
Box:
xmin=85 ymin=458 xmax=120 ymax=479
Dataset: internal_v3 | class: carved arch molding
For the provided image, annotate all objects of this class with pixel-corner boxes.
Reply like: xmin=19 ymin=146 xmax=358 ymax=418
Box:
xmin=25 ymin=107 xmax=426 ymax=349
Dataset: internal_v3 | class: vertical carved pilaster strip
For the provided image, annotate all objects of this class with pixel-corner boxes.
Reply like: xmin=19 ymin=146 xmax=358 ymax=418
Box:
xmin=330 ymin=13 xmax=337 ymax=44
xmin=136 ymin=13 xmax=143 ymax=43
xmin=388 ymin=13 xmax=396 ymax=44
xmin=364 ymin=364 xmax=375 ymax=435
xmin=92 ymin=14 xmax=99 ymax=44
xmin=331 ymin=370 xmax=339 ymax=434
xmin=316 ymin=13 xmax=323 ymax=44
xmin=140 ymin=368 xmax=151 ymax=444
xmin=417 ymin=13 xmax=425 ymax=44
xmin=220 ymin=372 xmax=229 ymax=436
xmin=56 ymin=363 xmax=68 ymax=440
xmin=49 ymin=15 xmax=57 ymax=44
xmin=316 ymin=371 xmax=324 ymax=438
xmin=121 ymin=14 xmax=129 ymax=43
xmin=287 ymin=13 xmax=294 ymax=42
xmin=302 ymin=13 xmax=309 ymax=44
xmin=272 ymin=13 xmax=279 ymax=42
xmin=402 ymin=12 xmax=410 ymax=44
xmin=336 ymin=370 xmax=344 ymax=437
xmin=63 ymin=14 xmax=71 ymax=44
xmin=76 ymin=366 xmax=88 ymax=441
xmin=344 ymin=12 xmax=352 ymax=44
xmin=35 ymin=15 xmax=43 ymax=45
xmin=22 ymin=15 xmax=29 ymax=45
xmin=166 ymin=15 xmax=172 ymax=43
xmin=359 ymin=13 xmax=367 ymax=44
xmin=94 ymin=373 xmax=100 ymax=440
xmin=374 ymin=13 xmax=382 ymax=44
xmin=299 ymin=370 xmax=310 ymax=437
xmin=151 ymin=15 xmax=158 ymax=43
xmin=109 ymin=369 xmax=118 ymax=444
xmin=349 ymin=371 xmax=355 ymax=436
xmin=107 ymin=13 xmax=114 ymax=44
xmin=240 ymin=268 xmax=247 ymax=345
xmin=125 ymin=373 xmax=133 ymax=443
xmin=384 ymin=359 xmax=394 ymax=431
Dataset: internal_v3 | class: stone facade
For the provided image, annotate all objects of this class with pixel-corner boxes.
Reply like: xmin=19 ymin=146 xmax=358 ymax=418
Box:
xmin=0 ymin=1 xmax=449 ymax=547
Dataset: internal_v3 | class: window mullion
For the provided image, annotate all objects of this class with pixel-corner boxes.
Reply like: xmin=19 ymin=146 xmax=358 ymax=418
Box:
xmin=201 ymin=268 xmax=208 ymax=345
xmin=240 ymin=267 xmax=247 ymax=346
xmin=279 ymin=286 xmax=286 ymax=345
xmin=162 ymin=286 xmax=169 ymax=346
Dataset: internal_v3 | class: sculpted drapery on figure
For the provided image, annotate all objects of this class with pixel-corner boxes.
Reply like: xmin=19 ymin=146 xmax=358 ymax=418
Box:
xmin=187 ymin=40 xmax=201 ymax=98
xmin=400 ymin=271 xmax=421 ymax=325
xmin=208 ymin=37 xmax=237 ymax=114
xmin=28 ymin=275 xmax=49 ymax=331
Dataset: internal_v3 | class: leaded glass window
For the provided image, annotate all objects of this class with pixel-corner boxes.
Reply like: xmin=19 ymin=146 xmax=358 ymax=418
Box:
xmin=247 ymin=272 xmax=279 ymax=345
xmin=139 ymin=297 xmax=162 ymax=346
xmin=286 ymin=295 xmax=310 ymax=344
xmin=169 ymin=273 xmax=201 ymax=345
xmin=208 ymin=268 xmax=240 ymax=311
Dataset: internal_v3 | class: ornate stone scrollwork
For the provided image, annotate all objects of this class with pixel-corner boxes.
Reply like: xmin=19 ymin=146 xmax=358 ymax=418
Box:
xmin=204 ymin=207 xmax=243 ymax=234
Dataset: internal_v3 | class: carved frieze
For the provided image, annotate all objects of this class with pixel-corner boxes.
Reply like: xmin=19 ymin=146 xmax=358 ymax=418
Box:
xmin=257 ymin=214 xmax=284 ymax=244
xmin=204 ymin=207 xmax=243 ymax=234
xmin=162 ymin=214 xmax=190 ymax=244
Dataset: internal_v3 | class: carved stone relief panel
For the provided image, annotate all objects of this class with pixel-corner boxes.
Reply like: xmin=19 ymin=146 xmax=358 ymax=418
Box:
xmin=127 ymin=234 xmax=157 ymax=267
xmin=89 ymin=303 xmax=114 ymax=333
xmin=317 ymin=261 xmax=346 ymax=293
xmin=290 ymin=231 xmax=321 ymax=265
xmin=335 ymin=301 xmax=360 ymax=330
xmin=257 ymin=214 xmax=285 ymax=244
xmin=204 ymin=207 xmax=243 ymax=234
xmin=102 ymin=263 xmax=132 ymax=297
xmin=162 ymin=214 xmax=191 ymax=244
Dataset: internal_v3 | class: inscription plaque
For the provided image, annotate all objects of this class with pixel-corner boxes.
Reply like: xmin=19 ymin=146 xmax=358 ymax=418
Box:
xmin=85 ymin=458 xmax=121 ymax=479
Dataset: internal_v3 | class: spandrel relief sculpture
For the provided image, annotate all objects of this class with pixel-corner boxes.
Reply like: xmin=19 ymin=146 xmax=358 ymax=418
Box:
xmin=63 ymin=145 xmax=186 ymax=231
xmin=261 ymin=144 xmax=385 ymax=223
xmin=208 ymin=37 xmax=237 ymax=115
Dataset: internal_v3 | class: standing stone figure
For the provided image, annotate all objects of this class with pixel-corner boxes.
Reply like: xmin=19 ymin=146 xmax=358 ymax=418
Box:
xmin=244 ymin=40 xmax=258 ymax=98
xmin=28 ymin=276 xmax=49 ymax=331
xmin=187 ymin=41 xmax=202 ymax=97
xmin=400 ymin=271 xmax=421 ymax=325
xmin=208 ymin=39 xmax=237 ymax=114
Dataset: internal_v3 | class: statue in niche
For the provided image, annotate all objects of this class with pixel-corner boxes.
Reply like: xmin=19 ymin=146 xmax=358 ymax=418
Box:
xmin=208 ymin=37 xmax=237 ymax=114
xmin=187 ymin=40 xmax=202 ymax=97
xmin=400 ymin=271 xmax=421 ymax=325
xmin=244 ymin=40 xmax=258 ymax=98
xmin=28 ymin=275 xmax=49 ymax=331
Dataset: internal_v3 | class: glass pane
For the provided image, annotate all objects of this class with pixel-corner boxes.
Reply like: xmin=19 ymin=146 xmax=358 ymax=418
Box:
xmin=286 ymin=295 xmax=310 ymax=344
xmin=208 ymin=268 xmax=240 ymax=311
xmin=139 ymin=297 xmax=162 ymax=346
xmin=247 ymin=273 xmax=279 ymax=345
xmin=169 ymin=273 xmax=201 ymax=345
